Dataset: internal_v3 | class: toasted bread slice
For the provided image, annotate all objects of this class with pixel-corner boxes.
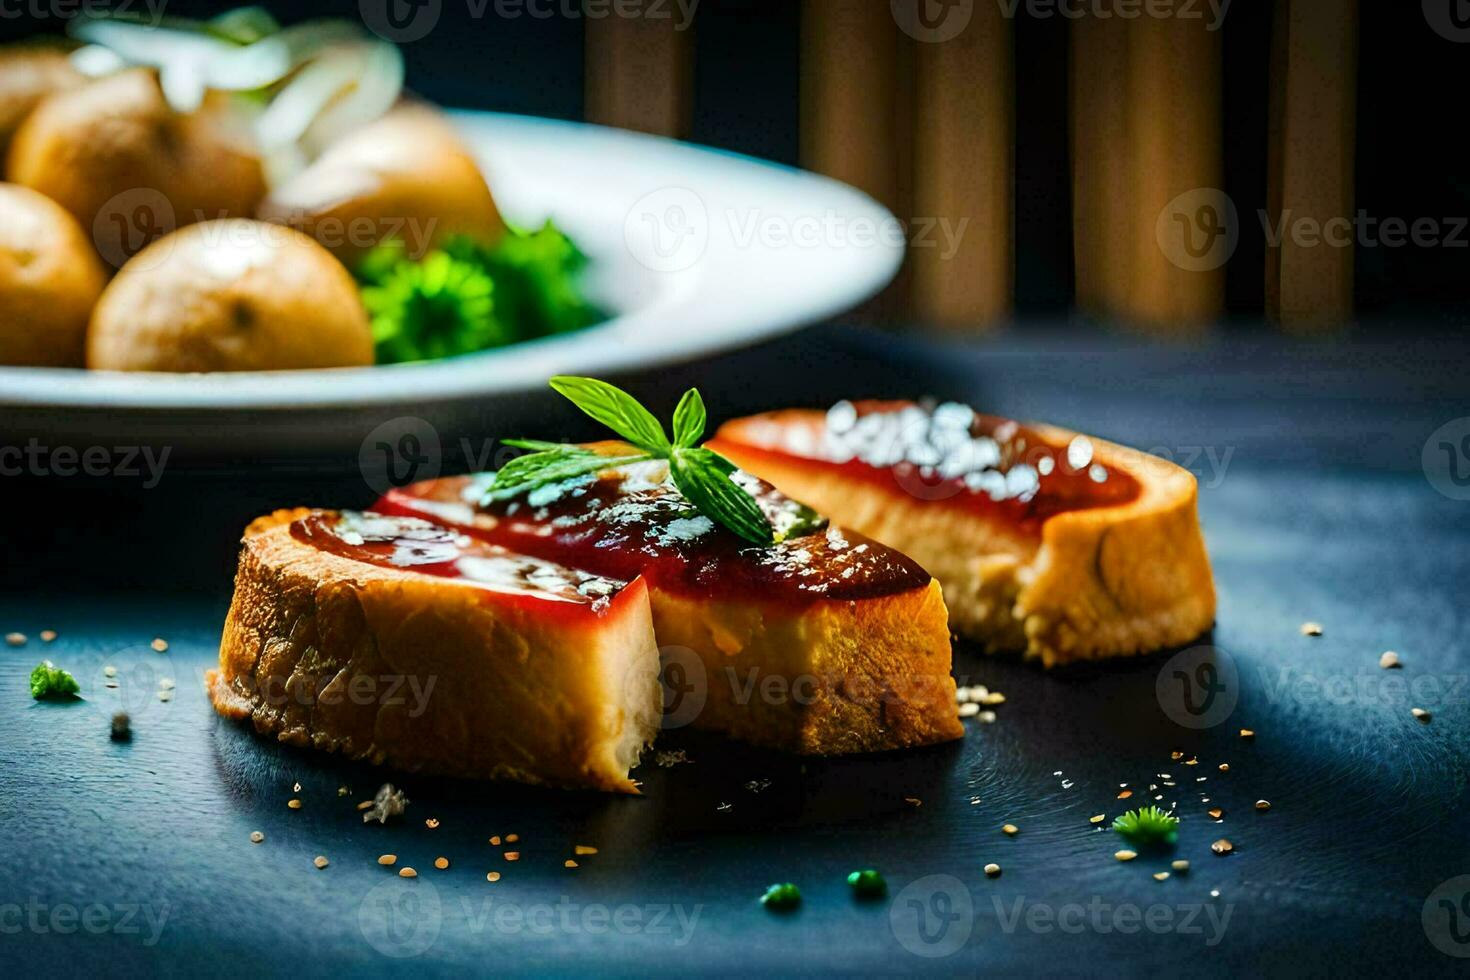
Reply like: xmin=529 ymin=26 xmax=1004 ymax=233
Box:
xmin=375 ymin=454 xmax=965 ymax=754
xmin=209 ymin=509 xmax=660 ymax=792
xmin=710 ymin=403 xmax=1216 ymax=668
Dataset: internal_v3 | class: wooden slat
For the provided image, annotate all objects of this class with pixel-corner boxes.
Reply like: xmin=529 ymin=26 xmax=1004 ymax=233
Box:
xmin=1069 ymin=13 xmax=1130 ymax=319
xmin=1266 ymin=0 xmax=1357 ymax=330
xmin=800 ymin=0 xmax=909 ymax=318
xmin=584 ymin=15 xmax=694 ymax=138
xmin=911 ymin=5 xmax=1013 ymax=329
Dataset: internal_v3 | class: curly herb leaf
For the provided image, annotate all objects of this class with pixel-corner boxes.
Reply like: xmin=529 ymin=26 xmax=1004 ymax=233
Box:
xmin=30 ymin=660 xmax=80 ymax=700
xmin=1112 ymin=806 xmax=1179 ymax=845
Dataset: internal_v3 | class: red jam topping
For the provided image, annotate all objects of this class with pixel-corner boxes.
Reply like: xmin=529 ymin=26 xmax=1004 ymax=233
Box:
xmin=717 ymin=401 xmax=1142 ymax=533
xmin=374 ymin=463 xmax=932 ymax=604
xmin=290 ymin=511 xmax=627 ymax=611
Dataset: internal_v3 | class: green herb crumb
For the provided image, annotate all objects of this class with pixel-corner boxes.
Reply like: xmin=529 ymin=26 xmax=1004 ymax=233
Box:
xmin=760 ymin=882 xmax=801 ymax=912
xmin=846 ymin=869 xmax=887 ymax=899
xmin=1112 ymin=806 xmax=1179 ymax=845
xmin=30 ymin=660 xmax=80 ymax=700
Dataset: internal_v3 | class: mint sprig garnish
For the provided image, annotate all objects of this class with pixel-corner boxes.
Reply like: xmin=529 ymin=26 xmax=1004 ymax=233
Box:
xmin=485 ymin=377 xmax=775 ymax=545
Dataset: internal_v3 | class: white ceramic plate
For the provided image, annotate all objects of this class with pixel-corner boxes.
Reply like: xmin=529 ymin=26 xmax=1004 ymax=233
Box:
xmin=0 ymin=110 xmax=900 ymax=456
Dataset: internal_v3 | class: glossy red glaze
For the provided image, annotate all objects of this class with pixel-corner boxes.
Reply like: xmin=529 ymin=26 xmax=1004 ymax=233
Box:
xmin=373 ymin=464 xmax=932 ymax=605
xmin=710 ymin=401 xmax=1142 ymax=535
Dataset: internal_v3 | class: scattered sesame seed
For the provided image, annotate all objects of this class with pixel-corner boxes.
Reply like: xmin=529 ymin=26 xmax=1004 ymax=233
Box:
xmin=984 ymin=863 xmax=1001 ymax=877
xmin=489 ymin=836 xmax=502 ymax=846
xmin=1089 ymin=814 xmax=1105 ymax=824
xmin=1002 ymin=824 xmax=1019 ymax=836
xmin=6 ymin=632 xmax=26 ymax=647
xmin=151 ymin=638 xmax=168 ymax=652
xmin=1117 ymin=790 xmax=1133 ymax=799
xmin=1412 ymin=707 xmax=1432 ymax=723
xmin=313 ymin=856 xmax=329 ymax=869
xmin=1218 ymin=763 xmax=1230 ymax=772
xmin=1208 ymin=808 xmax=1223 ymax=820
xmin=505 ymin=833 xmax=519 ymax=843
xmin=157 ymin=678 xmax=175 ymax=692
xmin=1299 ymin=622 xmax=1322 ymax=637
xmin=399 ymin=867 xmax=417 ymax=878
xmin=287 ymin=799 xmax=302 ymax=810
xmin=1239 ymin=729 xmax=1255 ymax=739
xmin=378 ymin=855 xmax=397 ymax=866
xmin=1210 ymin=889 xmax=1221 ymax=898
xmin=249 ymin=831 xmax=264 ymax=844
xmin=434 ymin=857 xmax=449 ymax=870
xmin=338 ymin=786 xmax=349 ymax=796
xmin=575 ymin=845 xmax=598 ymax=856
xmin=1172 ymin=860 xmax=1190 ymax=873
xmin=982 ymin=692 xmax=1006 ymax=706
xmin=1211 ymin=839 xmax=1234 ymax=855
xmin=958 ymin=702 xmax=981 ymax=718
xmin=426 ymin=818 xmax=440 ymax=829
xmin=1380 ymin=651 xmax=1402 ymax=669
xmin=157 ymin=690 xmax=173 ymax=702
xmin=977 ymin=711 xmax=997 ymax=724
xmin=486 ymin=872 xmax=501 ymax=882
xmin=292 ymin=782 xmax=301 ymax=792
xmin=1255 ymin=800 xmax=1271 ymax=811
xmin=564 ymin=860 xmax=579 ymax=869
xmin=504 ymin=852 xmax=520 ymax=862
xmin=103 ymin=665 xmax=117 ymax=677
xmin=1115 ymin=850 xmax=1137 ymax=862
xmin=40 ymin=630 xmax=56 ymax=642
xmin=1153 ymin=872 xmax=1170 ymax=881
xmin=1184 ymin=759 xmax=1198 ymax=767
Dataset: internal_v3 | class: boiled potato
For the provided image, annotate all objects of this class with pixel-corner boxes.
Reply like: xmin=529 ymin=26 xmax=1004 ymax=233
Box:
xmin=258 ymin=104 xmax=505 ymax=268
xmin=0 ymin=182 xmax=106 ymax=367
xmin=87 ymin=219 xmax=373 ymax=372
xmin=7 ymin=68 xmax=266 ymax=268
xmin=0 ymin=43 xmax=82 ymax=163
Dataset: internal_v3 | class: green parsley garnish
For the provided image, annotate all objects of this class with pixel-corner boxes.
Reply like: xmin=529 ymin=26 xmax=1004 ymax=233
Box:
xmin=760 ymin=882 xmax=801 ymax=911
xmin=488 ymin=377 xmax=778 ymax=545
xmin=357 ymin=223 xmax=602 ymax=365
xmin=30 ymin=660 xmax=80 ymax=700
xmin=1112 ymin=806 xmax=1179 ymax=845
xmin=846 ymin=869 xmax=887 ymax=899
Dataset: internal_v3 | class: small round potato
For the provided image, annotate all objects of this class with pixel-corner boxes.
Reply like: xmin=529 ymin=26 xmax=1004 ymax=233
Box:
xmin=87 ymin=219 xmax=374 ymax=372
xmin=0 ymin=43 xmax=83 ymax=163
xmin=258 ymin=104 xmax=505 ymax=268
xmin=7 ymin=68 xmax=266 ymax=268
xmin=0 ymin=182 xmax=106 ymax=366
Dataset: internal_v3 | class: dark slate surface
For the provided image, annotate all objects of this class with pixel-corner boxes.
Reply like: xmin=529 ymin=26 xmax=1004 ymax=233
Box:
xmin=3 ymin=323 xmax=1469 ymax=977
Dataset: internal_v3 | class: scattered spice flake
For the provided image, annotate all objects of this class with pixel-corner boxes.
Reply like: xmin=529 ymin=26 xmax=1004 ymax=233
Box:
xmin=1089 ymin=814 xmax=1106 ymax=825
xmin=981 ymin=692 xmax=1006 ymax=706
xmin=287 ymin=799 xmax=302 ymax=810
xmin=337 ymin=786 xmax=350 ymax=797
xmin=744 ymin=779 xmax=771 ymax=793
xmin=958 ymin=702 xmax=981 ymax=718
xmin=1211 ymin=839 xmax=1234 ymax=855
xmin=905 ymin=797 xmax=923 ymax=808
xmin=40 ymin=630 xmax=56 ymax=642
xmin=293 ymin=782 xmax=301 ymax=792
xmin=1002 ymin=824 xmax=1019 ymax=836
xmin=1171 ymin=859 xmax=1190 ymax=873
xmin=362 ymin=783 xmax=409 ymax=825
xmin=574 ymin=845 xmax=598 ymax=856
xmin=1153 ymin=872 xmax=1170 ymax=881
xmin=1183 ymin=759 xmax=1198 ymax=767
xmin=977 ymin=710 xmax=997 ymax=724
xmin=1379 ymin=651 xmax=1402 ymax=669
xmin=357 ymin=800 xmax=374 ymax=811
xmin=103 ymin=666 xmax=117 ymax=678
xmin=249 ymin=831 xmax=264 ymax=844
xmin=984 ymin=863 xmax=1002 ymax=877
xmin=504 ymin=852 xmax=520 ymax=862
xmin=6 ymin=632 xmax=26 ymax=647
xmin=654 ymin=748 xmax=690 ymax=768
xmin=1255 ymin=800 xmax=1271 ymax=812
xmin=489 ymin=836 xmax=502 ymax=846
xmin=486 ymin=872 xmax=501 ymax=882
xmin=1170 ymin=751 xmax=1184 ymax=761
xmin=1114 ymin=850 xmax=1138 ymax=862
xmin=1117 ymin=790 xmax=1133 ymax=800
xmin=151 ymin=638 xmax=169 ymax=652
xmin=399 ymin=867 xmax=417 ymax=878
xmin=425 ymin=818 xmax=440 ymax=829
xmin=1218 ymin=763 xmax=1230 ymax=773
xmin=313 ymin=856 xmax=329 ymax=870
xmin=505 ymin=833 xmax=519 ymax=843
xmin=564 ymin=860 xmax=579 ymax=869
xmin=434 ymin=857 xmax=449 ymax=870
xmin=110 ymin=712 xmax=131 ymax=741
xmin=1208 ymin=808 xmax=1223 ymax=820
xmin=1239 ymin=729 xmax=1255 ymax=739
xmin=1412 ymin=707 xmax=1432 ymax=724
xmin=1299 ymin=622 xmax=1323 ymax=637
xmin=716 ymin=802 xmax=733 ymax=812
xmin=378 ymin=855 xmax=397 ymax=866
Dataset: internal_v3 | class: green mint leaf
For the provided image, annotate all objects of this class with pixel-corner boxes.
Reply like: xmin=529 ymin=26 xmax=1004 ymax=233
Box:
xmin=669 ymin=448 xmax=774 ymax=545
xmin=671 ymin=388 xmax=706 ymax=449
xmin=30 ymin=660 xmax=80 ymax=700
xmin=485 ymin=446 xmax=651 ymax=503
xmin=549 ymin=376 xmax=670 ymax=453
xmin=500 ymin=438 xmax=566 ymax=452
